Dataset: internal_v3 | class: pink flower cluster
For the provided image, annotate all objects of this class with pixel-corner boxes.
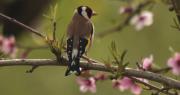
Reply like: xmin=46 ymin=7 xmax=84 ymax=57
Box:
xmin=0 ymin=35 xmax=17 ymax=58
xmin=76 ymin=73 xmax=143 ymax=95
xmin=76 ymin=53 xmax=180 ymax=94
xmin=167 ymin=52 xmax=180 ymax=75
xmin=76 ymin=77 xmax=96 ymax=93
xmin=141 ymin=53 xmax=180 ymax=76
xmin=119 ymin=6 xmax=154 ymax=31
xmin=76 ymin=72 xmax=107 ymax=93
xmin=112 ymin=77 xmax=142 ymax=95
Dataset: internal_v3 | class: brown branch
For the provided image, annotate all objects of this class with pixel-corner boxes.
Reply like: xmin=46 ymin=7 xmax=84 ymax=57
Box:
xmin=130 ymin=77 xmax=176 ymax=95
xmin=53 ymin=21 xmax=56 ymax=41
xmin=124 ymin=69 xmax=180 ymax=90
xmin=0 ymin=13 xmax=45 ymax=38
xmin=0 ymin=58 xmax=179 ymax=90
xmin=97 ymin=0 xmax=152 ymax=38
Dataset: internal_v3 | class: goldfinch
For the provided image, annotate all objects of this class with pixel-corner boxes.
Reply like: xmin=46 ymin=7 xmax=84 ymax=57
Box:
xmin=65 ymin=6 xmax=97 ymax=76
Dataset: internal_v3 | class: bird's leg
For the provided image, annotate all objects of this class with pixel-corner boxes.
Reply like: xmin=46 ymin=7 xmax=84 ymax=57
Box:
xmin=87 ymin=57 xmax=93 ymax=64
xmin=83 ymin=53 xmax=93 ymax=64
xmin=84 ymin=50 xmax=88 ymax=56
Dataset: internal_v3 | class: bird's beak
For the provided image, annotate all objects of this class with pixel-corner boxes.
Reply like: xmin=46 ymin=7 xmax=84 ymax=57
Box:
xmin=92 ymin=11 xmax=98 ymax=16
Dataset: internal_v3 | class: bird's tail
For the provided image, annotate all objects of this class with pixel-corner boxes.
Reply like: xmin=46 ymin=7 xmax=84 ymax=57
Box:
xmin=65 ymin=58 xmax=81 ymax=76
xmin=65 ymin=37 xmax=88 ymax=76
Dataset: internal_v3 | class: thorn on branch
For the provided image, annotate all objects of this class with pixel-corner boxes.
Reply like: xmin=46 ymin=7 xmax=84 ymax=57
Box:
xmin=26 ymin=65 xmax=39 ymax=73
xmin=136 ymin=62 xmax=143 ymax=70
xmin=53 ymin=21 xmax=56 ymax=41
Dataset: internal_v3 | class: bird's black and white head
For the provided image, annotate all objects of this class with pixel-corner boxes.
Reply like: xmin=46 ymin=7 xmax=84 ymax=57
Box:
xmin=75 ymin=6 xmax=97 ymax=19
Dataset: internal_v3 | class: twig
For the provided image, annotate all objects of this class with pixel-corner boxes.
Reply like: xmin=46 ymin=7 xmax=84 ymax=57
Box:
xmin=53 ymin=21 xmax=56 ymax=40
xmin=97 ymin=0 xmax=152 ymax=37
xmin=0 ymin=58 xmax=179 ymax=90
xmin=0 ymin=13 xmax=45 ymax=38
xmin=17 ymin=44 xmax=49 ymax=58
xmin=171 ymin=0 xmax=180 ymax=24
xmin=136 ymin=62 xmax=171 ymax=74
xmin=130 ymin=77 xmax=176 ymax=95
xmin=26 ymin=65 xmax=39 ymax=73
xmin=17 ymin=44 xmax=49 ymax=50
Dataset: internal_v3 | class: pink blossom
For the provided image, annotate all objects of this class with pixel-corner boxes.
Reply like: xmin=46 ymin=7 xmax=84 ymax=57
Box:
xmin=142 ymin=55 xmax=153 ymax=70
xmin=130 ymin=11 xmax=153 ymax=31
xmin=21 ymin=49 xmax=32 ymax=59
xmin=112 ymin=77 xmax=142 ymax=95
xmin=118 ymin=77 xmax=133 ymax=91
xmin=113 ymin=77 xmax=133 ymax=91
xmin=0 ymin=35 xmax=4 ymax=47
xmin=0 ymin=36 xmax=17 ymax=58
xmin=1 ymin=36 xmax=17 ymax=58
xmin=131 ymin=84 xmax=142 ymax=95
xmin=167 ymin=53 xmax=180 ymax=75
xmin=119 ymin=6 xmax=134 ymax=14
xmin=76 ymin=77 xmax=96 ymax=93
xmin=94 ymin=72 xmax=107 ymax=81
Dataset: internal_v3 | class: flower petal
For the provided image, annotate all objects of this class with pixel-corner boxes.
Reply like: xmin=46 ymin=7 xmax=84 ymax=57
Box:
xmin=131 ymin=84 xmax=142 ymax=95
xmin=80 ymin=86 xmax=88 ymax=93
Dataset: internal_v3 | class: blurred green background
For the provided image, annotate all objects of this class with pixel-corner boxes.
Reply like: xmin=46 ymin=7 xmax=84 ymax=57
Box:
xmin=0 ymin=0 xmax=179 ymax=95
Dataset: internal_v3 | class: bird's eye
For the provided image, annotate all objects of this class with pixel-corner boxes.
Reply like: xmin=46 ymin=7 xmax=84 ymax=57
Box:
xmin=77 ymin=6 xmax=83 ymax=16
xmin=86 ymin=8 xmax=92 ymax=18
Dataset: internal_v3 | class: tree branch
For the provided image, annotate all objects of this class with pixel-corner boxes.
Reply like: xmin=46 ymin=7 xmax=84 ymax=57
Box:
xmin=130 ymin=77 xmax=175 ymax=95
xmin=0 ymin=58 xmax=179 ymax=90
xmin=0 ymin=13 xmax=45 ymax=38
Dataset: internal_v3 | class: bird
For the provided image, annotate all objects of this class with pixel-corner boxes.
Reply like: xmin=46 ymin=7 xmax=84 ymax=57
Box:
xmin=65 ymin=6 xmax=97 ymax=76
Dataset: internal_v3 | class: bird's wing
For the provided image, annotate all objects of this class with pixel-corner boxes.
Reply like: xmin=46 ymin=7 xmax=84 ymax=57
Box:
xmin=67 ymin=21 xmax=74 ymax=39
xmin=84 ymin=21 xmax=94 ymax=53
